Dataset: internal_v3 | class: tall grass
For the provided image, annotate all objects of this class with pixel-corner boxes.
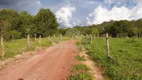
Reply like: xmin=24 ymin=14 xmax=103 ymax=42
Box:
xmin=83 ymin=38 xmax=142 ymax=80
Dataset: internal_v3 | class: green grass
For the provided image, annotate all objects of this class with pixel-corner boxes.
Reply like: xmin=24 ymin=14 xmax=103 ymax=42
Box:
xmin=75 ymin=55 xmax=86 ymax=61
xmin=72 ymin=64 xmax=90 ymax=73
xmin=69 ymin=63 xmax=92 ymax=80
xmin=83 ymin=38 xmax=142 ymax=80
xmin=69 ymin=72 xmax=93 ymax=80
xmin=0 ymin=38 xmax=52 ymax=59
xmin=0 ymin=36 xmax=70 ymax=59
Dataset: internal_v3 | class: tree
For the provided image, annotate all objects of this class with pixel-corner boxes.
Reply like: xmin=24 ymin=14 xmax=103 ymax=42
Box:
xmin=34 ymin=8 xmax=59 ymax=37
xmin=0 ymin=9 xmax=19 ymax=40
xmin=19 ymin=11 xmax=36 ymax=37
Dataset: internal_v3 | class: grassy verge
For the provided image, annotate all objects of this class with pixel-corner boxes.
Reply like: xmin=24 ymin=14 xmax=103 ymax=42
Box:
xmin=75 ymin=55 xmax=86 ymax=61
xmin=82 ymin=38 xmax=142 ymax=80
xmin=69 ymin=63 xmax=92 ymax=80
xmin=69 ymin=41 xmax=93 ymax=80
xmin=0 ymin=38 xmax=52 ymax=59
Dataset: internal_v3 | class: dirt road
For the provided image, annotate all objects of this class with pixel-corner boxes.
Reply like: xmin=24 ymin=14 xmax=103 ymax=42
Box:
xmin=0 ymin=40 xmax=78 ymax=80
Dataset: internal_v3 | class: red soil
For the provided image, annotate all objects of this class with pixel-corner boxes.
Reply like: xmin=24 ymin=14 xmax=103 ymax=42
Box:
xmin=0 ymin=40 xmax=78 ymax=80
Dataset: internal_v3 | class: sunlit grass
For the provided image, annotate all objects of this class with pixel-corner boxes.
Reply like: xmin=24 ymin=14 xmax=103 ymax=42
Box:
xmin=83 ymin=38 xmax=142 ymax=80
xmin=0 ymin=38 xmax=52 ymax=59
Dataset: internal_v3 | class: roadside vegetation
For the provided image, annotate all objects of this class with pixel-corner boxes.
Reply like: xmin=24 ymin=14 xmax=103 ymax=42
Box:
xmin=0 ymin=38 xmax=51 ymax=59
xmin=69 ymin=63 xmax=92 ymax=80
xmin=82 ymin=38 xmax=142 ymax=80
xmin=69 ymin=41 xmax=93 ymax=80
xmin=0 ymin=36 xmax=69 ymax=59
xmin=75 ymin=55 xmax=86 ymax=61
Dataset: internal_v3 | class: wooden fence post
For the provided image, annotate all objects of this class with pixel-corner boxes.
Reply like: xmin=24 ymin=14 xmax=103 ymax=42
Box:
xmin=54 ymin=34 xmax=55 ymax=39
xmin=39 ymin=35 xmax=41 ymax=46
xmin=12 ymin=35 xmax=14 ymax=41
xmin=86 ymin=34 xmax=88 ymax=40
xmin=90 ymin=34 xmax=93 ymax=44
xmin=1 ymin=37 xmax=5 ymax=59
xmin=27 ymin=34 xmax=30 ymax=49
xmin=35 ymin=34 xmax=37 ymax=41
xmin=48 ymin=35 xmax=50 ymax=40
xmin=60 ymin=34 xmax=62 ymax=41
xmin=106 ymin=33 xmax=110 ymax=57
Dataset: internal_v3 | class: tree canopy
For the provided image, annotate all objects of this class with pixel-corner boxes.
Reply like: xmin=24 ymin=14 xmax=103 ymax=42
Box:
xmin=0 ymin=8 xmax=59 ymax=40
xmin=59 ymin=19 xmax=142 ymax=38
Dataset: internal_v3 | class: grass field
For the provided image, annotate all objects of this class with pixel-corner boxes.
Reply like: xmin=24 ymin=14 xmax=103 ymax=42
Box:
xmin=0 ymin=38 xmax=52 ymax=59
xmin=83 ymin=38 xmax=142 ymax=80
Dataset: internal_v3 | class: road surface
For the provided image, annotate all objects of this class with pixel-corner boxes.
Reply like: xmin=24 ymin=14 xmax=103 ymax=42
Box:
xmin=0 ymin=40 xmax=78 ymax=80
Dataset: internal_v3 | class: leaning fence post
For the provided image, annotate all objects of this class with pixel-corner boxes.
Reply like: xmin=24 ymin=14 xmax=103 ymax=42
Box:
xmin=27 ymin=34 xmax=30 ymax=49
xmin=106 ymin=33 xmax=110 ymax=57
xmin=1 ymin=37 xmax=5 ymax=59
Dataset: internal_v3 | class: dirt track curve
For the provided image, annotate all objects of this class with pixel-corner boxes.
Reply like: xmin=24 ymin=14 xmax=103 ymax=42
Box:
xmin=0 ymin=40 xmax=78 ymax=80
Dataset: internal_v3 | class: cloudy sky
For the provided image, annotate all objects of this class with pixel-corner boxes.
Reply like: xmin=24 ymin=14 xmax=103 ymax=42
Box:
xmin=0 ymin=0 xmax=142 ymax=27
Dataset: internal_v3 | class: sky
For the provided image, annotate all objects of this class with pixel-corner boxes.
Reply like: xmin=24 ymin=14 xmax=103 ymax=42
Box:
xmin=0 ymin=0 xmax=142 ymax=28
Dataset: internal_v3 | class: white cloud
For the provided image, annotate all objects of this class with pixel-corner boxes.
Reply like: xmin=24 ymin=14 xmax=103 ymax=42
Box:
xmin=55 ymin=6 xmax=76 ymax=27
xmin=87 ymin=3 xmax=142 ymax=25
xmin=104 ymin=0 xmax=114 ymax=4
xmin=73 ymin=20 xmax=80 ymax=26
xmin=37 ymin=1 xmax=41 ymax=4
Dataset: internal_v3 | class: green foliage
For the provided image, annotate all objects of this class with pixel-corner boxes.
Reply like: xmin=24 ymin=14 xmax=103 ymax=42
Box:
xmin=0 ymin=8 xmax=59 ymax=40
xmin=72 ymin=64 xmax=90 ymax=73
xmin=0 ymin=38 xmax=52 ymax=59
xmin=69 ymin=64 xmax=92 ymax=80
xmin=83 ymin=38 xmax=142 ymax=80
xmin=34 ymin=8 xmax=59 ymax=37
xmin=75 ymin=55 xmax=86 ymax=61
xmin=67 ymin=20 xmax=142 ymax=38
xmin=69 ymin=72 xmax=93 ymax=80
xmin=65 ymin=28 xmax=81 ymax=37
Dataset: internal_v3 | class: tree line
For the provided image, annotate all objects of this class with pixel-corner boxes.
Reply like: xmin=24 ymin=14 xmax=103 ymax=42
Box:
xmin=0 ymin=8 xmax=59 ymax=40
xmin=1 ymin=8 xmax=142 ymax=40
xmin=59 ymin=20 xmax=142 ymax=38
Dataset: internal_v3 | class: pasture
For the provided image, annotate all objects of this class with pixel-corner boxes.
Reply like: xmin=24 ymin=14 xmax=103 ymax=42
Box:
xmin=82 ymin=38 xmax=142 ymax=80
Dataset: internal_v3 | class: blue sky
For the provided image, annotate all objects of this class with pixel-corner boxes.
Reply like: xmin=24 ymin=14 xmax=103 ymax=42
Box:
xmin=0 ymin=0 xmax=142 ymax=27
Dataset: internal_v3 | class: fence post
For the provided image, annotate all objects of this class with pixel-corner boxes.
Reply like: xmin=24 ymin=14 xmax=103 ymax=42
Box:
xmin=90 ymin=34 xmax=93 ymax=44
xmin=54 ymin=34 xmax=55 ymax=38
xmin=12 ymin=35 xmax=14 ymax=41
xmin=1 ymin=37 xmax=5 ymax=59
xmin=106 ymin=33 xmax=110 ymax=57
xmin=27 ymin=34 xmax=30 ymax=49
xmin=35 ymin=34 xmax=37 ymax=41
xmin=60 ymin=34 xmax=62 ymax=41
xmin=39 ymin=35 xmax=41 ymax=46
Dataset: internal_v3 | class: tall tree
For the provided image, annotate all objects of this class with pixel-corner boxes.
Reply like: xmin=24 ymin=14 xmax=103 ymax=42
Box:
xmin=34 ymin=8 xmax=59 ymax=37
